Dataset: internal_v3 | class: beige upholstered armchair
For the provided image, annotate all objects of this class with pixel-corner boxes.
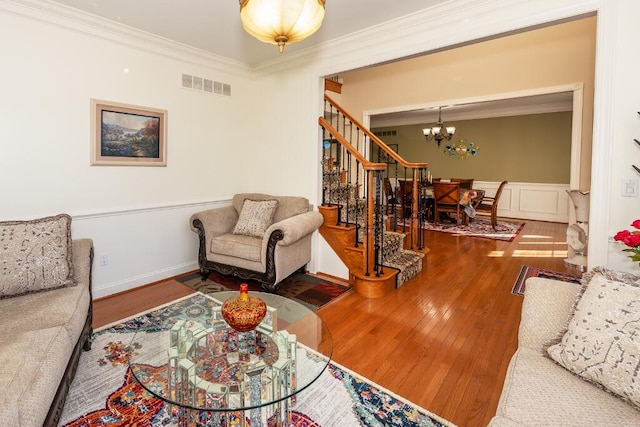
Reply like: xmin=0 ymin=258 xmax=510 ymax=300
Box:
xmin=190 ymin=193 xmax=324 ymax=291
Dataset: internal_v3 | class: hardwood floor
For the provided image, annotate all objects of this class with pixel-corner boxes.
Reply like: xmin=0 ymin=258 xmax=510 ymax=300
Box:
xmin=92 ymin=219 xmax=578 ymax=426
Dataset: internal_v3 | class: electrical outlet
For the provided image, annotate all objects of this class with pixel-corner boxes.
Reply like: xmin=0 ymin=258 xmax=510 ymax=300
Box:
xmin=622 ymin=179 xmax=639 ymax=197
xmin=99 ymin=253 xmax=109 ymax=266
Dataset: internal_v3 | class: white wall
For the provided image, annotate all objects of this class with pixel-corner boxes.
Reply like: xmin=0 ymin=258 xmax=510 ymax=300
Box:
xmin=606 ymin=0 xmax=640 ymax=272
xmin=0 ymin=4 xmax=262 ymax=297
xmin=240 ymin=68 xmax=327 ymax=274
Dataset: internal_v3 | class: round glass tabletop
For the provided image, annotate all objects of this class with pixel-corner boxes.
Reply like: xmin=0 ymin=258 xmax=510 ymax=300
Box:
xmin=128 ymin=291 xmax=333 ymax=416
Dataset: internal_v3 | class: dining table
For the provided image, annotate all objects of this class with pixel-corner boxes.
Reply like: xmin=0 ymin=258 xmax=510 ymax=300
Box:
xmin=395 ymin=179 xmax=485 ymax=222
xmin=421 ymin=184 xmax=484 ymax=222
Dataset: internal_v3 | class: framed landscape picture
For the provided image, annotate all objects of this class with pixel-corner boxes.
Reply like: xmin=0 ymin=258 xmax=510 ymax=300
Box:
xmin=91 ymin=99 xmax=167 ymax=166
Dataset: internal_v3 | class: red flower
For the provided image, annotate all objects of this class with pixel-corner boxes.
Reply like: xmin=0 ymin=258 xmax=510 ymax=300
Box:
xmin=616 ymin=220 xmax=640 ymax=267
xmin=613 ymin=219 xmax=640 ymax=265
xmin=623 ymin=233 xmax=640 ymax=248
xmin=614 ymin=230 xmax=631 ymax=242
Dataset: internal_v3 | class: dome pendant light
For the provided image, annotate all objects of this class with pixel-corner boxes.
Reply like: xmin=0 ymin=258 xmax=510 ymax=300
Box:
xmin=239 ymin=0 xmax=326 ymax=53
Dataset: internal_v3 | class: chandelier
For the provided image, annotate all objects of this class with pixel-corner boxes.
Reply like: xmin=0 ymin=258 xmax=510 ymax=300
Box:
xmin=422 ymin=107 xmax=456 ymax=147
xmin=239 ymin=0 xmax=326 ymax=53
xmin=444 ymin=139 xmax=480 ymax=160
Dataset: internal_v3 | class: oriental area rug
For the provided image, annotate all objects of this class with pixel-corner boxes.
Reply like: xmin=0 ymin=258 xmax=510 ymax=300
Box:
xmin=511 ymin=265 xmax=582 ymax=296
xmin=407 ymin=217 xmax=525 ymax=242
xmin=177 ymin=270 xmax=350 ymax=311
xmin=59 ymin=293 xmax=455 ymax=427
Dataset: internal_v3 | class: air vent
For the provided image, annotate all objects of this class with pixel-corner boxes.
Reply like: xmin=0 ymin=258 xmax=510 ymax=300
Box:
xmin=181 ymin=73 xmax=231 ymax=97
xmin=374 ymin=130 xmax=397 ymax=137
xmin=193 ymin=76 xmax=203 ymax=91
xmin=181 ymin=74 xmax=193 ymax=89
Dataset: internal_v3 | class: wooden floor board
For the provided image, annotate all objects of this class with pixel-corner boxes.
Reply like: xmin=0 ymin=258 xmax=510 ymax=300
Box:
xmin=91 ymin=219 xmax=576 ymax=426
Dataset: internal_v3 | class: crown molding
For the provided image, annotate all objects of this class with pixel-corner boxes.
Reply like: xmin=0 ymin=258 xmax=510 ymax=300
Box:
xmin=3 ymin=0 xmax=599 ymax=79
xmin=252 ymin=0 xmax=599 ymax=78
xmin=371 ymin=101 xmax=574 ymax=128
xmin=368 ymin=83 xmax=580 ymax=127
xmin=0 ymin=0 xmax=252 ymax=77
xmin=251 ymin=0 xmax=490 ymax=76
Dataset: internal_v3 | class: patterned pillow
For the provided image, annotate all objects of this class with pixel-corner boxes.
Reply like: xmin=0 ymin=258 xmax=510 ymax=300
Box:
xmin=0 ymin=213 xmax=75 ymax=298
xmin=232 ymin=199 xmax=279 ymax=238
xmin=546 ymin=268 xmax=640 ymax=409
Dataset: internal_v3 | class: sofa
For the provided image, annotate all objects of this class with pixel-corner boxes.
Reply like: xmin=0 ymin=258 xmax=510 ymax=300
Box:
xmin=489 ymin=269 xmax=640 ymax=426
xmin=190 ymin=193 xmax=324 ymax=291
xmin=0 ymin=214 xmax=93 ymax=427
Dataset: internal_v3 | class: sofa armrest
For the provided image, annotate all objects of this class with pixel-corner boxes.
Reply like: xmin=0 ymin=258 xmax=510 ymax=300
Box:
xmin=190 ymin=206 xmax=238 ymax=237
xmin=264 ymin=211 xmax=324 ymax=247
xmin=517 ymin=277 xmax=581 ymax=352
xmin=72 ymin=239 xmax=93 ymax=288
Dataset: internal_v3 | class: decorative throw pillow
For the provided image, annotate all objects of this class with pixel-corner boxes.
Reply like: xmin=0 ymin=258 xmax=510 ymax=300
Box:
xmin=232 ymin=199 xmax=279 ymax=238
xmin=546 ymin=268 xmax=640 ymax=409
xmin=0 ymin=213 xmax=75 ymax=298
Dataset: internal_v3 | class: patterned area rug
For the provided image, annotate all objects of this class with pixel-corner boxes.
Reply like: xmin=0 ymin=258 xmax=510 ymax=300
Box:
xmin=58 ymin=293 xmax=455 ymax=427
xmin=178 ymin=270 xmax=350 ymax=311
xmin=511 ymin=265 xmax=582 ymax=296
xmin=414 ymin=217 xmax=525 ymax=242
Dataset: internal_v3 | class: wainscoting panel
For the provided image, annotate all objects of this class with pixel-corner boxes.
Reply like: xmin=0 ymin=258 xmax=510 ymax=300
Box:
xmin=497 ymin=188 xmax=514 ymax=211
xmin=474 ymin=181 xmax=570 ymax=223
xmin=71 ymin=199 xmax=230 ymax=298
xmin=519 ymin=189 xmax=561 ymax=214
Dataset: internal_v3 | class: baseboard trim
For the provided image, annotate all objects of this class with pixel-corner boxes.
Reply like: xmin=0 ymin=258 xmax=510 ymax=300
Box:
xmin=92 ymin=261 xmax=198 ymax=299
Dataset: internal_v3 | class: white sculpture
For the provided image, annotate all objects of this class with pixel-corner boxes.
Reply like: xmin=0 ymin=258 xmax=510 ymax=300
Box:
xmin=565 ymin=190 xmax=590 ymax=271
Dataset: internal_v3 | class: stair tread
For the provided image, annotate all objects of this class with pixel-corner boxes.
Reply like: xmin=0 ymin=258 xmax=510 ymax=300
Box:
xmin=385 ymin=249 xmax=424 ymax=288
xmin=382 ymin=249 xmax=424 ymax=268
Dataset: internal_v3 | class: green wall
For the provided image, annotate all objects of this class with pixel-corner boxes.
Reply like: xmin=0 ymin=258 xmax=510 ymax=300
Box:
xmin=372 ymin=111 xmax=572 ymax=184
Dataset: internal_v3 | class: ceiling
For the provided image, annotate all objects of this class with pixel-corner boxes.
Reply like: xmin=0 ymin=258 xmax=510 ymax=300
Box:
xmin=46 ymin=0 xmax=574 ymax=124
xmin=48 ymin=0 xmax=449 ymax=67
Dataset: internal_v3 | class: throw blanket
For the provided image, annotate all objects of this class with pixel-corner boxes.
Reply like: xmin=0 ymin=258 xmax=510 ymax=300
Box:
xmin=460 ymin=190 xmax=483 ymax=217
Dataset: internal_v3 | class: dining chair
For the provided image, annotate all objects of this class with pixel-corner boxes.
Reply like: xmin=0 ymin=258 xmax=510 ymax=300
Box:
xmin=383 ymin=177 xmax=399 ymax=214
xmin=474 ymin=180 xmax=508 ymax=229
xmin=397 ymin=179 xmax=417 ymax=219
xmin=433 ymin=181 xmax=462 ymax=224
xmin=451 ymin=178 xmax=474 ymax=190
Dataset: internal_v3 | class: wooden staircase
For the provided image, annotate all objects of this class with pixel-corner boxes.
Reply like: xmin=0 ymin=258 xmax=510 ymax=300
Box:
xmin=318 ymin=89 xmax=429 ymax=298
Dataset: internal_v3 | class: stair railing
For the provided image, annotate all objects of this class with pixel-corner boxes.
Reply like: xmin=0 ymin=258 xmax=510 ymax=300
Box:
xmin=320 ymin=117 xmax=387 ymax=277
xmin=321 ymin=94 xmax=429 ymax=251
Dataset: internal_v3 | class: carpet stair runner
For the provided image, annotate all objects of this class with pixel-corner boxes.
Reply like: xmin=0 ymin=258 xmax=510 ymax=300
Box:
xmin=322 ymin=159 xmax=424 ymax=287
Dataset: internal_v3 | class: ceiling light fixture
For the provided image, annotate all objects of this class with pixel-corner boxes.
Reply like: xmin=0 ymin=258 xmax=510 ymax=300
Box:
xmin=422 ymin=107 xmax=456 ymax=147
xmin=239 ymin=0 xmax=326 ymax=53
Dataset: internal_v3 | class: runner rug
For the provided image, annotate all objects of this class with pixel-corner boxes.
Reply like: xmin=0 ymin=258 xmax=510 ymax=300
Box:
xmin=59 ymin=293 xmax=455 ymax=427
xmin=511 ymin=265 xmax=582 ymax=296
xmin=405 ymin=217 xmax=525 ymax=242
xmin=177 ymin=270 xmax=350 ymax=311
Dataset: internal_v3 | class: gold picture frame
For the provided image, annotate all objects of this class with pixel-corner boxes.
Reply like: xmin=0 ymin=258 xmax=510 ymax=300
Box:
xmin=91 ymin=99 xmax=167 ymax=166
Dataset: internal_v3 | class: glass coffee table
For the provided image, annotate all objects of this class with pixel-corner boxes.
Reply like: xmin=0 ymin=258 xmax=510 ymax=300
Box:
xmin=129 ymin=291 xmax=333 ymax=427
